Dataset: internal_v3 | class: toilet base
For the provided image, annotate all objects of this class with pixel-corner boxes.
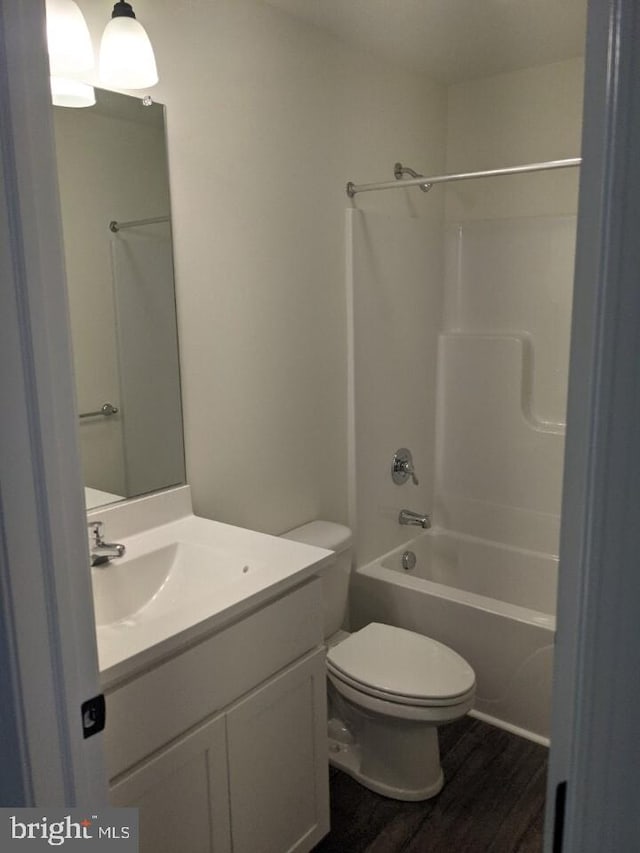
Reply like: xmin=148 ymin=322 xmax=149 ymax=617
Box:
xmin=326 ymin=699 xmax=445 ymax=802
xmin=328 ymin=735 xmax=444 ymax=801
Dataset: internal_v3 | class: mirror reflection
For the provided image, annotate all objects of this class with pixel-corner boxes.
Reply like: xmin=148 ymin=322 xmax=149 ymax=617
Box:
xmin=53 ymin=89 xmax=185 ymax=510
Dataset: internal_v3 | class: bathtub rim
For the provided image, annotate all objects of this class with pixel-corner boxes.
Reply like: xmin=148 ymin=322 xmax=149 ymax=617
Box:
xmin=378 ymin=524 xmax=559 ymax=567
xmin=355 ymin=526 xmax=556 ymax=631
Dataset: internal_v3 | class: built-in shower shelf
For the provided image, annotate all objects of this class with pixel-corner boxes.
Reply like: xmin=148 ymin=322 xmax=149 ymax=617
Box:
xmin=437 ymin=333 xmax=566 ymax=517
xmin=439 ymin=331 xmax=565 ymax=435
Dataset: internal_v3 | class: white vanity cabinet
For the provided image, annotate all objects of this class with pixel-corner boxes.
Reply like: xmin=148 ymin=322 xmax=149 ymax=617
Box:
xmin=105 ymin=578 xmax=329 ymax=853
xmin=110 ymin=712 xmax=231 ymax=852
xmin=226 ymin=649 xmax=327 ymax=853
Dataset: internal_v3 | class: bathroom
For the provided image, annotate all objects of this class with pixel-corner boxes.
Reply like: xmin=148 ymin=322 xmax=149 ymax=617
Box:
xmin=2 ymin=0 xmax=640 ymax=851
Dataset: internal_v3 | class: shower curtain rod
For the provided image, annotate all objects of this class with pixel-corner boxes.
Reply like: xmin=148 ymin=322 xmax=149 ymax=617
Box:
xmin=345 ymin=157 xmax=582 ymax=198
xmin=109 ymin=215 xmax=170 ymax=233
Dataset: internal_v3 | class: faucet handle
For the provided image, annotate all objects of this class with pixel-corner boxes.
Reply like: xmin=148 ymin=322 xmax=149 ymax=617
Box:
xmin=88 ymin=520 xmax=104 ymax=545
xmin=392 ymin=448 xmax=419 ymax=486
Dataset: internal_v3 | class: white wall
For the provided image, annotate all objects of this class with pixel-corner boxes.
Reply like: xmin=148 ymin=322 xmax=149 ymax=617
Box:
xmin=436 ymin=59 xmax=584 ymax=553
xmin=445 ymin=58 xmax=584 ymax=221
xmin=75 ymin=0 xmax=445 ymax=534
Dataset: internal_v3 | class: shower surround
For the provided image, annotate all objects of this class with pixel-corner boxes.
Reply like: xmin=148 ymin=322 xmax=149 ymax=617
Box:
xmin=347 ymin=207 xmax=575 ymax=741
xmin=437 ymin=215 xmax=575 ymax=552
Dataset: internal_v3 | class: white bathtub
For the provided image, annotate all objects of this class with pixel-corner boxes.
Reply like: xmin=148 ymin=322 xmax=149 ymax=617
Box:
xmin=350 ymin=529 xmax=557 ymax=744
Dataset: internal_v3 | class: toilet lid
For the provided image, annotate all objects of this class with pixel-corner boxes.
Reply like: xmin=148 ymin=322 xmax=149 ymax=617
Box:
xmin=326 ymin=623 xmax=475 ymax=702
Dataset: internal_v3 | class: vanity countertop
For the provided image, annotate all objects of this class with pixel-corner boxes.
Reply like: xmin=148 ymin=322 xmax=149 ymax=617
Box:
xmin=87 ymin=486 xmax=332 ymax=688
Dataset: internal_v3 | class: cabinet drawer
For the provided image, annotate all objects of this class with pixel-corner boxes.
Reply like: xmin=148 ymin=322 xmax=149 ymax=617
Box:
xmin=105 ymin=578 xmax=322 ymax=778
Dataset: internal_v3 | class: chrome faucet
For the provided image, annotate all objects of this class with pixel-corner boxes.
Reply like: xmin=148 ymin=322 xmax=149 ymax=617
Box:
xmin=88 ymin=521 xmax=125 ymax=567
xmin=398 ymin=509 xmax=431 ymax=529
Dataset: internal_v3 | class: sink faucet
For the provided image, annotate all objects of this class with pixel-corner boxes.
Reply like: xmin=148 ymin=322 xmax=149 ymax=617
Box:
xmin=88 ymin=521 xmax=125 ymax=567
xmin=398 ymin=509 xmax=431 ymax=529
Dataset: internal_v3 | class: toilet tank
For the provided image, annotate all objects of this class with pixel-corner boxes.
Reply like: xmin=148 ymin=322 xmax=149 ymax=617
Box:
xmin=281 ymin=521 xmax=353 ymax=639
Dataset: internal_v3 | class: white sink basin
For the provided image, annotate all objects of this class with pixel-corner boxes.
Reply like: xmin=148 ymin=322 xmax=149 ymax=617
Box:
xmin=87 ymin=489 xmax=333 ymax=686
xmin=92 ymin=541 xmax=258 ymax=627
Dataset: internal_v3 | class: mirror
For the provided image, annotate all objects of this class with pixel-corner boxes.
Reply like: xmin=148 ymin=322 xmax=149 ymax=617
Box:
xmin=53 ymin=89 xmax=185 ymax=510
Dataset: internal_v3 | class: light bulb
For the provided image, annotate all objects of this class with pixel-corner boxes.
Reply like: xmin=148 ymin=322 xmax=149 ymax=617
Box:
xmin=45 ymin=0 xmax=94 ymax=76
xmin=99 ymin=2 xmax=159 ymax=90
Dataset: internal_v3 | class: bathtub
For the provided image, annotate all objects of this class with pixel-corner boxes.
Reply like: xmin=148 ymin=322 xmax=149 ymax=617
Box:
xmin=349 ymin=529 xmax=557 ymax=744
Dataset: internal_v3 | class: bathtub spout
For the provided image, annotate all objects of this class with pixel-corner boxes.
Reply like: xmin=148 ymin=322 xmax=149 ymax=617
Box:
xmin=399 ymin=509 xmax=431 ymax=529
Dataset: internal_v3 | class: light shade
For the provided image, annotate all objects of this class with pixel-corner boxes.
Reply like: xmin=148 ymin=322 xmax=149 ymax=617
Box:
xmin=99 ymin=3 xmax=159 ymax=90
xmin=45 ymin=0 xmax=94 ymax=76
xmin=50 ymin=77 xmax=96 ymax=108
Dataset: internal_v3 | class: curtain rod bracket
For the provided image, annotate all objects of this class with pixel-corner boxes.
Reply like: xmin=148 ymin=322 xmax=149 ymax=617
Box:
xmin=394 ymin=162 xmax=432 ymax=192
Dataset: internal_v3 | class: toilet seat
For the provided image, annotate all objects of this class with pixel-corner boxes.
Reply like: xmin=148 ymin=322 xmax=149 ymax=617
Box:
xmin=327 ymin=665 xmax=475 ymax=709
xmin=327 ymin=622 xmax=475 ymax=708
xmin=327 ymin=669 xmax=475 ymax=723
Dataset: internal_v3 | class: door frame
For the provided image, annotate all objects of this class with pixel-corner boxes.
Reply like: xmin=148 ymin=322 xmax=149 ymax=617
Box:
xmin=0 ymin=0 xmax=107 ymax=805
xmin=546 ymin=0 xmax=640 ymax=849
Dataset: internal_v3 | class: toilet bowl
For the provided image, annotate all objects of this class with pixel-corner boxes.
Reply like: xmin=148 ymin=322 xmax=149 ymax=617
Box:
xmin=327 ymin=622 xmax=475 ymax=799
xmin=281 ymin=521 xmax=476 ymax=801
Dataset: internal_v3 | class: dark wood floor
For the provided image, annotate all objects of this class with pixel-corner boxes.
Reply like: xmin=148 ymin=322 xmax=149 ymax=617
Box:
xmin=313 ymin=716 xmax=548 ymax=853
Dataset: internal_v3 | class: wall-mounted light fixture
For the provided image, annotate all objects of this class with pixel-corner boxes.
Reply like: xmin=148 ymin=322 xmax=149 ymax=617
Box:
xmin=99 ymin=1 xmax=159 ymax=90
xmin=45 ymin=0 xmax=96 ymax=107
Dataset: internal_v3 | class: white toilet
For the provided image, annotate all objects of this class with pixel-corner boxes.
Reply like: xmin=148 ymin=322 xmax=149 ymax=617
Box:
xmin=282 ymin=520 xmax=476 ymax=802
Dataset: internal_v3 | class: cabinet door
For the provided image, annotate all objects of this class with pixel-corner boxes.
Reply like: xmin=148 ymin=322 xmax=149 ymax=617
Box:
xmin=226 ymin=648 xmax=329 ymax=853
xmin=110 ymin=713 xmax=231 ymax=853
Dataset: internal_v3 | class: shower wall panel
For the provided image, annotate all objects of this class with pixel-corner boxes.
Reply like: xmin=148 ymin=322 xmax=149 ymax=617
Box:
xmin=435 ymin=215 xmax=576 ymax=554
xmin=444 ymin=216 xmax=576 ymax=427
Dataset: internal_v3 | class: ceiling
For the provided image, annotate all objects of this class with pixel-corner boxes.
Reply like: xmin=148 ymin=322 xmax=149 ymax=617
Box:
xmin=263 ymin=0 xmax=587 ymax=84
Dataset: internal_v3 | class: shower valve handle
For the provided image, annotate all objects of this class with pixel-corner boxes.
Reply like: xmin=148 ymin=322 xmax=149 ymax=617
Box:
xmin=392 ymin=448 xmax=419 ymax=486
